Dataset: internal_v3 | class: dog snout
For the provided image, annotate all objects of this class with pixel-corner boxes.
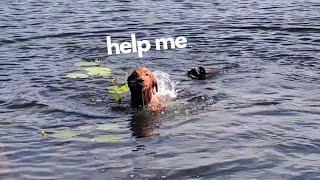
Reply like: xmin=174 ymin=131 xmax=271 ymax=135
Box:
xmin=136 ymin=78 xmax=144 ymax=84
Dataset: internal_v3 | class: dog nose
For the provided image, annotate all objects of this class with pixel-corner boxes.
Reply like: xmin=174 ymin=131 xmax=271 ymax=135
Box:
xmin=137 ymin=78 xmax=144 ymax=83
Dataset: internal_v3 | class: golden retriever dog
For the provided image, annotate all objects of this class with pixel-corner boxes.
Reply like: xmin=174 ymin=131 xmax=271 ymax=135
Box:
xmin=127 ymin=67 xmax=166 ymax=112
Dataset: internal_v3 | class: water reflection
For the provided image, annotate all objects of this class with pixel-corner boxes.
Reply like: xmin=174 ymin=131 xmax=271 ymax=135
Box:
xmin=1 ymin=0 xmax=320 ymax=178
xmin=130 ymin=110 xmax=160 ymax=138
xmin=0 ymin=143 xmax=13 ymax=180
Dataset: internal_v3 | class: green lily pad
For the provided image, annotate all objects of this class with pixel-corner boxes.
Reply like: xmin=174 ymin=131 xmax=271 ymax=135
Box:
xmin=75 ymin=61 xmax=101 ymax=67
xmin=66 ymin=72 xmax=89 ymax=79
xmin=109 ymin=83 xmax=130 ymax=94
xmin=84 ymin=67 xmax=111 ymax=78
xmin=108 ymin=83 xmax=130 ymax=102
xmin=93 ymin=135 xmax=121 ymax=143
xmin=96 ymin=124 xmax=119 ymax=131
xmin=70 ymin=137 xmax=92 ymax=142
xmin=76 ymin=125 xmax=97 ymax=132
xmin=50 ymin=130 xmax=81 ymax=139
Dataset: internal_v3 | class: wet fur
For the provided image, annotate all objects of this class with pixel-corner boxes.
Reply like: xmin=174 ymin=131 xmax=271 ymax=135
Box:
xmin=127 ymin=67 xmax=165 ymax=112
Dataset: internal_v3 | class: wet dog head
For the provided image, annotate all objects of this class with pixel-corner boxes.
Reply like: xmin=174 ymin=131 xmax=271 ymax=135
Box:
xmin=127 ymin=67 xmax=158 ymax=108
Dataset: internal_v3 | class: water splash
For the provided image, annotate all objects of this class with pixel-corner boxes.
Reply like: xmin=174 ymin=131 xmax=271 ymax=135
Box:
xmin=153 ymin=70 xmax=178 ymax=102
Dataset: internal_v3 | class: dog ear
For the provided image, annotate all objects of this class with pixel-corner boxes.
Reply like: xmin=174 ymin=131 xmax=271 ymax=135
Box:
xmin=127 ymin=71 xmax=137 ymax=88
xmin=127 ymin=73 xmax=133 ymax=81
xmin=154 ymin=81 xmax=158 ymax=92
xmin=151 ymin=75 xmax=158 ymax=92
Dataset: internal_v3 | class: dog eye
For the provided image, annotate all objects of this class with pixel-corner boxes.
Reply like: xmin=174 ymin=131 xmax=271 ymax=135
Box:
xmin=145 ymin=73 xmax=149 ymax=76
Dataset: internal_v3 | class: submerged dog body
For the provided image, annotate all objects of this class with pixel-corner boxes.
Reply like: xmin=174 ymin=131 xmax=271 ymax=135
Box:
xmin=127 ymin=67 xmax=166 ymax=112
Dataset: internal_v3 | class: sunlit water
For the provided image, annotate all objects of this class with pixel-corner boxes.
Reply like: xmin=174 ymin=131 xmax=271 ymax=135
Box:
xmin=0 ymin=0 xmax=320 ymax=179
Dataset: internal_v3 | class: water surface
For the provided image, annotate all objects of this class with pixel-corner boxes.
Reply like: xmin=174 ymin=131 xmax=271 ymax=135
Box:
xmin=1 ymin=0 xmax=320 ymax=179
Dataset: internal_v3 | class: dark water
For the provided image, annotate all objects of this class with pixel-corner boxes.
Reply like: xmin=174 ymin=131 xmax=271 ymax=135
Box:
xmin=1 ymin=0 xmax=320 ymax=179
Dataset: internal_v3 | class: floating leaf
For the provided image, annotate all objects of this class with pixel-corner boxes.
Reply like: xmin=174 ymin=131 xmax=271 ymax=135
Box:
xmin=96 ymin=124 xmax=119 ymax=131
xmin=84 ymin=67 xmax=111 ymax=78
xmin=112 ymin=94 xmax=122 ymax=102
xmin=77 ymin=125 xmax=97 ymax=132
xmin=110 ymin=83 xmax=130 ymax=94
xmin=66 ymin=72 xmax=89 ymax=79
xmin=93 ymin=135 xmax=121 ymax=143
xmin=50 ymin=130 xmax=81 ymax=139
xmin=70 ymin=137 xmax=92 ymax=142
xmin=108 ymin=83 xmax=129 ymax=102
xmin=75 ymin=61 xmax=101 ymax=67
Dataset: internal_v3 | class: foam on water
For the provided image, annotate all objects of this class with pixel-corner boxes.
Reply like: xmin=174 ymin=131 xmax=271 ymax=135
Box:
xmin=153 ymin=70 xmax=178 ymax=102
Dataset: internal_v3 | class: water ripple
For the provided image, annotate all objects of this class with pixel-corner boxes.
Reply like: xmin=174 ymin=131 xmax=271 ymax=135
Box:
xmin=1 ymin=0 xmax=320 ymax=179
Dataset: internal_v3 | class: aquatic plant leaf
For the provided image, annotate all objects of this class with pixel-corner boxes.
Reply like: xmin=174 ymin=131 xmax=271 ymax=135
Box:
xmin=76 ymin=125 xmax=97 ymax=132
xmin=96 ymin=124 xmax=119 ymax=131
xmin=75 ymin=61 xmax=101 ymax=67
xmin=108 ymin=83 xmax=129 ymax=102
xmin=93 ymin=135 xmax=121 ymax=143
xmin=113 ymin=83 xmax=130 ymax=94
xmin=84 ymin=67 xmax=111 ymax=78
xmin=70 ymin=137 xmax=92 ymax=142
xmin=50 ymin=130 xmax=81 ymax=139
xmin=66 ymin=72 xmax=89 ymax=79
xmin=112 ymin=94 xmax=122 ymax=102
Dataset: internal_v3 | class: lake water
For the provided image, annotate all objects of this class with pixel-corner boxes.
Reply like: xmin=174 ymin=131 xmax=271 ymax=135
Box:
xmin=1 ymin=0 xmax=320 ymax=179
